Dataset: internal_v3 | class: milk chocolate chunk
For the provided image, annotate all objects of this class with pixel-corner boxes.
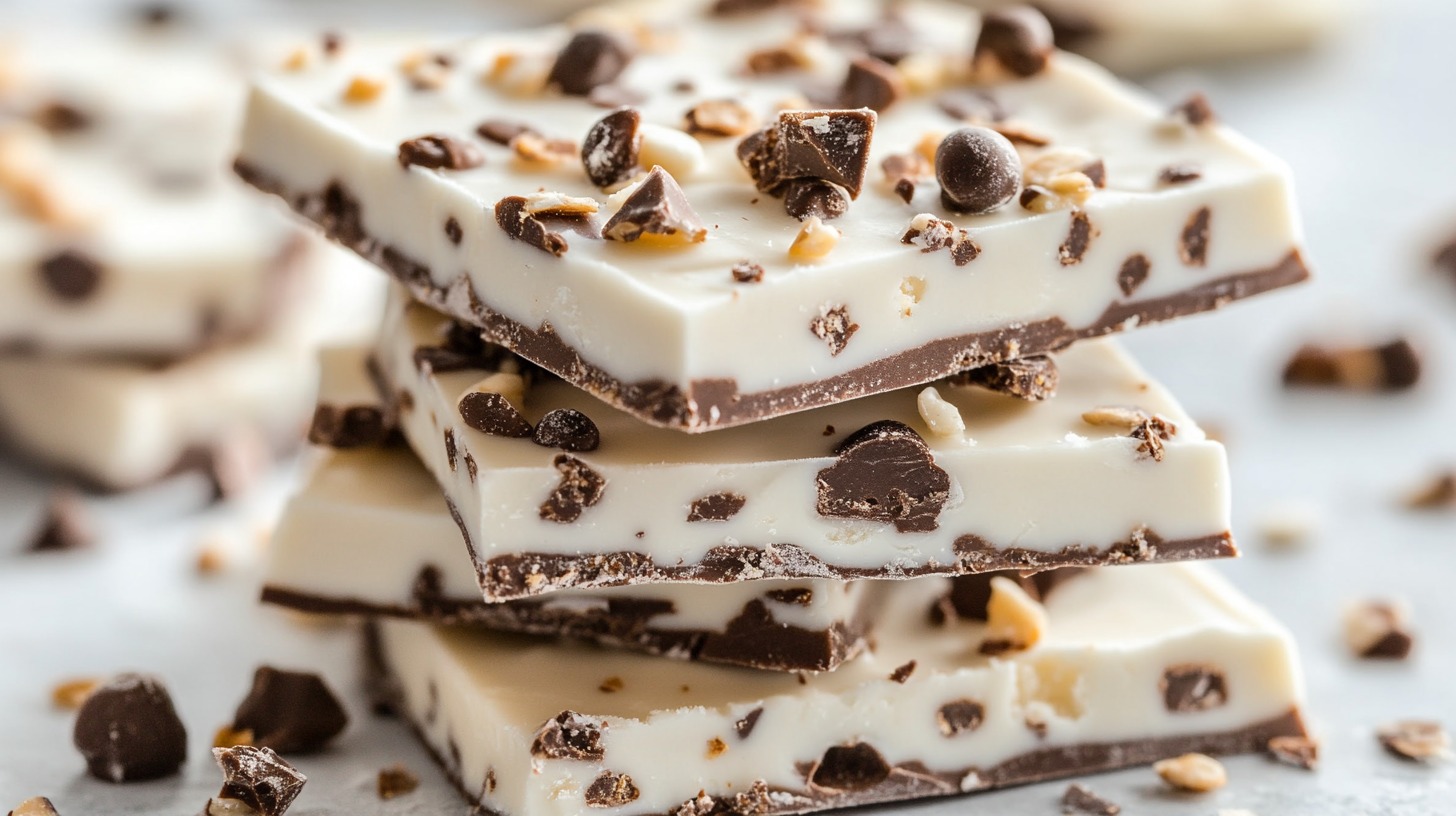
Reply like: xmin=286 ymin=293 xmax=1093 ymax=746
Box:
xmin=8 ymin=797 xmax=61 ymax=816
xmin=1117 ymin=253 xmax=1151 ymax=296
xmin=209 ymin=746 xmax=306 ymax=816
xmin=1266 ymin=735 xmax=1320 ymax=770
xmin=809 ymin=304 xmax=858 ymax=356
xmin=548 ymin=30 xmax=634 ymax=96
xmin=584 ymin=772 xmax=640 ymax=807
xmin=783 ymin=178 xmax=849 ymax=221
xmin=27 ymin=490 xmax=94 ymax=553
xmin=308 ymin=405 xmax=392 ymax=448
xmin=531 ymin=711 xmax=605 ymax=761
xmin=684 ymin=99 xmax=757 ymax=137
xmin=532 ymin=409 xmax=601 ymax=452
xmin=581 ymin=107 xmax=641 ymax=188
xmin=1282 ymin=339 xmax=1421 ymax=392
xmin=601 ymin=167 xmax=707 ymax=243
xmin=476 ymin=119 xmax=535 ymax=146
xmin=495 ymin=196 xmax=569 ymax=256
xmin=1405 ymin=472 xmax=1456 ymax=510
xmin=397 ymin=134 xmax=484 ymax=171
xmin=687 ymin=492 xmax=747 ymax=522
xmin=230 ymin=666 xmax=348 ymax=754
xmin=1162 ymin=665 xmax=1229 ymax=712
xmin=954 ymin=355 xmax=1058 ymax=400
xmin=731 ymin=261 xmax=765 ymax=283
xmin=816 ymin=420 xmax=950 ymax=533
xmin=38 ymin=250 xmax=103 ymax=302
xmin=377 ymin=764 xmax=419 ymax=799
xmin=740 ymin=110 xmax=877 ymax=200
xmin=539 ymin=455 xmax=606 ymax=523
xmin=72 ymin=673 xmax=187 ymax=783
xmin=1172 ymin=92 xmax=1217 ymax=127
xmin=1343 ymin=600 xmax=1414 ymax=660
xmin=894 ymin=178 xmax=914 ymax=202
xmin=935 ymin=127 xmax=1021 ymax=214
xmin=838 ymin=57 xmax=904 ymax=112
xmin=975 ymin=6 xmax=1056 ymax=77
xmin=459 ymin=392 xmax=533 ymax=438
xmin=809 ymin=743 xmax=890 ymax=790
xmin=1377 ymin=720 xmax=1449 ymax=762
xmin=1180 ymin=206 xmax=1211 ymax=266
xmin=1059 ymin=209 xmax=1094 ymax=265
xmin=1061 ymin=784 xmax=1121 ymax=815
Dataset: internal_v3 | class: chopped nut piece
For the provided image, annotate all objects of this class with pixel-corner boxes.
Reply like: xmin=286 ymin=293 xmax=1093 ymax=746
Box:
xmin=809 ymin=304 xmax=857 ymax=356
xmin=788 ymin=216 xmax=840 ymax=260
xmin=213 ymin=725 xmax=255 ymax=749
xmin=1130 ymin=414 xmax=1177 ymax=461
xmin=482 ymin=51 xmax=551 ymax=96
xmin=706 ymin=737 xmax=728 ymax=758
xmin=377 ymin=764 xmax=420 ymax=799
xmin=341 ymin=75 xmax=386 ymax=104
xmin=1405 ymin=471 xmax=1456 ymax=510
xmin=511 ymin=132 xmax=576 ymax=164
xmin=1266 ymin=735 xmax=1319 ymax=770
xmin=978 ymin=576 xmax=1047 ymax=655
xmin=1080 ymin=405 xmax=1150 ymax=430
xmin=9 ymin=798 xmax=61 ymax=816
xmin=900 ymin=213 xmax=980 ymax=266
xmin=1154 ymin=752 xmax=1227 ymax=792
xmin=637 ymin=123 xmax=705 ymax=180
xmin=1344 ymin=599 xmax=1414 ymax=660
xmin=280 ymin=47 xmax=311 ymax=72
xmin=1061 ymin=783 xmax=1121 ymax=815
xmin=685 ymin=99 xmax=758 ymax=137
xmin=523 ymin=191 xmax=599 ymax=218
xmin=1282 ymin=338 xmax=1422 ymax=392
xmin=195 ymin=543 xmax=227 ymax=575
xmin=1024 ymin=148 xmax=1105 ymax=190
xmin=1378 ymin=720 xmax=1450 ymax=762
xmin=51 ymin=677 xmax=101 ymax=710
xmin=916 ymin=387 xmax=965 ymax=438
xmin=745 ymin=36 xmax=818 ymax=74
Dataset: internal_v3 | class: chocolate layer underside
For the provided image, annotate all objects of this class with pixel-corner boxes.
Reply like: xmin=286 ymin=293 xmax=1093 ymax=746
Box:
xmin=234 ymin=162 xmax=1310 ymax=432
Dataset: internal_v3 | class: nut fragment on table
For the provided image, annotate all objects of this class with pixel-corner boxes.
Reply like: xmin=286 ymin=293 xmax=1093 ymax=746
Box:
xmin=1377 ymin=720 xmax=1450 ymax=762
xmin=1153 ymin=752 xmax=1227 ymax=792
xmin=978 ymin=577 xmax=1047 ymax=655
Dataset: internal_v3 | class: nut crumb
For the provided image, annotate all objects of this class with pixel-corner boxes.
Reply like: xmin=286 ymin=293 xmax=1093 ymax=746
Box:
xmin=212 ymin=725 xmax=255 ymax=749
xmin=51 ymin=677 xmax=101 ymax=710
xmin=706 ymin=737 xmax=728 ymax=758
xmin=512 ymin=132 xmax=576 ymax=164
xmin=788 ymin=216 xmax=840 ymax=261
xmin=523 ymin=191 xmax=599 ymax=218
xmin=685 ymin=99 xmax=757 ymax=137
xmin=341 ymin=75 xmax=386 ymax=104
xmin=916 ymin=387 xmax=965 ymax=438
xmin=195 ymin=542 xmax=227 ymax=575
xmin=978 ymin=577 xmax=1047 ymax=655
xmin=280 ymin=46 xmax=311 ymax=72
xmin=1153 ymin=752 xmax=1227 ymax=792
xmin=1378 ymin=720 xmax=1450 ymax=761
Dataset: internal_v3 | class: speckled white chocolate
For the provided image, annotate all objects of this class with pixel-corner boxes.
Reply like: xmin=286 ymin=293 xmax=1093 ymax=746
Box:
xmin=236 ymin=0 xmax=1306 ymax=431
xmin=373 ymin=289 xmax=1233 ymax=600
xmin=376 ymin=563 xmax=1307 ymax=816
xmin=267 ymin=446 xmax=877 ymax=670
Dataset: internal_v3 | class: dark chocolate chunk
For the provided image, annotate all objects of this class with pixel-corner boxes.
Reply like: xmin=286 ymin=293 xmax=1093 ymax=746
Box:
xmin=397 ymin=134 xmax=484 ymax=171
xmin=32 ymin=101 xmax=92 ymax=134
xmin=1378 ymin=720 xmax=1449 ymax=761
xmin=889 ymin=661 xmax=916 ymax=684
xmin=1130 ymin=414 xmax=1177 ymax=462
xmin=936 ymin=89 xmax=1006 ymax=123
xmin=27 ymin=490 xmax=94 ymax=553
xmin=1061 ymin=783 xmax=1121 ymax=815
xmin=210 ymin=745 xmax=306 ymax=816
xmin=1267 ymin=735 xmax=1320 ymax=770
xmin=1058 ymin=209 xmax=1094 ymax=265
xmin=376 ymin=763 xmax=419 ymax=800
xmin=38 ymin=250 xmax=103 ymax=302
xmin=816 ymin=419 xmax=950 ymax=533
xmin=548 ymin=30 xmax=634 ymax=96
xmin=459 ymin=392 xmax=533 ymax=438
xmin=230 ymin=666 xmax=348 ymax=754
xmin=476 ymin=119 xmax=535 ymax=145
xmin=581 ymin=107 xmax=641 ymax=188
xmin=1117 ymin=253 xmax=1150 ymax=297
xmin=533 ymin=409 xmax=601 ymax=452
xmin=584 ymin=772 xmax=640 ymax=807
xmin=738 ymin=110 xmax=876 ymax=201
xmin=894 ymin=178 xmax=915 ymax=203
xmin=935 ymin=699 xmax=985 ymax=737
xmin=782 ymin=178 xmax=849 ymax=221
xmin=73 ymin=673 xmax=187 ymax=783
xmin=1161 ymin=665 xmax=1228 ymax=713
xmin=731 ymin=261 xmax=765 ymax=283
xmin=954 ymin=355 xmax=1058 ymax=400
xmin=1406 ymin=472 xmax=1456 ymax=510
xmin=838 ymin=57 xmax=904 ymax=112
xmin=602 ymin=167 xmax=707 ymax=243
xmin=734 ymin=708 xmax=763 ymax=739
xmin=1282 ymin=339 xmax=1422 ymax=392
xmin=539 ymin=455 xmax=606 ymax=523
xmin=1180 ymin=206 xmax=1211 ymax=266
xmin=829 ymin=14 xmax=917 ymax=65
xmin=687 ymin=492 xmax=747 ymax=522
xmin=1159 ymin=163 xmax=1203 ymax=185
xmin=530 ymin=711 xmax=604 ymax=761
xmin=495 ymin=196 xmax=569 ymax=256
xmin=936 ymin=127 xmax=1021 ymax=214
xmin=974 ymin=7 xmax=1055 ymax=77
xmin=444 ymin=216 xmax=463 ymax=245
xmin=809 ymin=743 xmax=891 ymax=790
xmin=1171 ymin=92 xmax=1217 ymax=126
xmin=308 ymin=405 xmax=392 ymax=449
xmin=809 ymin=304 xmax=858 ymax=357
xmin=764 ymin=587 xmax=812 ymax=605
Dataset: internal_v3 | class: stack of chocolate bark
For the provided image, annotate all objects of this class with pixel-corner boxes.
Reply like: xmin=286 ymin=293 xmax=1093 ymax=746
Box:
xmin=245 ymin=1 xmax=1315 ymax=811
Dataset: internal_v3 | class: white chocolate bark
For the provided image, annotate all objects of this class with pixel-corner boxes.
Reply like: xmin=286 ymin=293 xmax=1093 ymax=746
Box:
xmin=267 ymin=446 xmax=877 ymax=671
xmin=372 ymin=290 xmax=1234 ymax=600
xmin=236 ymin=0 xmax=1307 ymax=431
xmin=373 ymin=563 xmax=1308 ymax=816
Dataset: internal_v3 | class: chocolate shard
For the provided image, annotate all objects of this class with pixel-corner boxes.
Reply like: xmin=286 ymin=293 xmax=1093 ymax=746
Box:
xmin=1282 ymin=339 xmax=1422 ymax=392
xmin=687 ymin=492 xmax=747 ymax=522
xmin=838 ymin=57 xmax=904 ymax=112
xmin=584 ymin=771 xmax=640 ymax=807
xmin=809 ymin=742 xmax=891 ymax=790
xmin=495 ymin=196 xmax=569 ymax=256
xmin=376 ymin=763 xmax=419 ymax=800
xmin=953 ymin=355 xmax=1058 ymax=400
xmin=1377 ymin=720 xmax=1449 ymax=761
xmin=783 ymin=178 xmax=849 ymax=221
xmin=816 ymin=419 xmax=951 ymax=533
xmin=935 ymin=127 xmax=1021 ymax=215
xmin=1180 ymin=206 xmax=1211 ymax=266
xmin=809 ymin=304 xmax=859 ymax=356
xmin=1058 ymin=209 xmax=1095 ymax=265
xmin=738 ymin=110 xmax=876 ymax=201
xmin=38 ymin=250 xmax=104 ymax=302
xmin=397 ymin=134 xmax=484 ymax=171
xmin=533 ymin=408 xmax=601 ymax=452
xmin=27 ymin=490 xmax=94 ymax=553
xmin=734 ymin=707 xmax=763 ymax=739
xmin=1117 ymin=253 xmax=1151 ymax=297
xmin=459 ymin=392 xmax=533 ymax=438
xmin=1161 ymin=665 xmax=1229 ymax=713
xmin=539 ymin=455 xmax=607 ymax=523
xmin=1061 ymin=783 xmax=1121 ymax=815
xmin=974 ymin=6 xmax=1055 ymax=77
xmin=308 ymin=405 xmax=393 ymax=448
xmin=602 ymin=166 xmax=707 ymax=243
xmin=581 ymin=107 xmax=641 ymax=188
xmin=548 ymin=30 xmax=634 ymax=96
xmin=1267 ymin=735 xmax=1320 ymax=770
xmin=936 ymin=699 xmax=985 ymax=736
xmin=530 ymin=711 xmax=605 ymax=761
xmin=72 ymin=673 xmax=188 ymax=783
xmin=230 ymin=666 xmax=348 ymax=755
xmin=210 ymin=745 xmax=307 ymax=816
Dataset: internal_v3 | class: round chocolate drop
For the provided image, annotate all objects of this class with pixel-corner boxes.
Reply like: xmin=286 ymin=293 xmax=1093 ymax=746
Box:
xmin=72 ymin=673 xmax=188 ymax=783
xmin=935 ymin=127 xmax=1021 ymax=215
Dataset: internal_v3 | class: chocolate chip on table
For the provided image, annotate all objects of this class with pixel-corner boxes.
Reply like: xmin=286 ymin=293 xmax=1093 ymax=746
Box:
xmin=73 ymin=673 xmax=188 ymax=783
xmin=27 ymin=490 xmax=94 ymax=553
xmin=397 ymin=134 xmax=484 ymax=171
xmin=1061 ymin=783 xmax=1121 ymax=815
xmin=1266 ymin=735 xmax=1320 ymax=770
xmin=229 ymin=666 xmax=348 ymax=754
xmin=533 ymin=409 xmax=601 ymax=452
xmin=738 ymin=109 xmax=877 ymax=205
xmin=838 ymin=57 xmax=904 ymax=112
xmin=37 ymin=250 xmax=103 ymax=302
xmin=581 ymin=107 xmax=641 ymax=188
xmin=602 ymin=167 xmax=707 ymax=243
xmin=935 ymin=127 xmax=1021 ymax=215
xmin=377 ymin=763 xmax=420 ymax=800
xmin=496 ymin=196 xmax=570 ymax=256
xmin=547 ymin=29 xmax=634 ymax=96
xmin=974 ymin=6 xmax=1055 ymax=77
xmin=459 ymin=392 xmax=533 ymax=438
xmin=1377 ymin=720 xmax=1449 ymax=762
xmin=1343 ymin=599 xmax=1415 ymax=660
xmin=687 ymin=492 xmax=746 ymax=522
xmin=816 ymin=419 xmax=951 ymax=533
xmin=1282 ymin=338 xmax=1421 ymax=392
xmin=952 ymin=355 xmax=1058 ymax=400
xmin=208 ymin=745 xmax=307 ymax=816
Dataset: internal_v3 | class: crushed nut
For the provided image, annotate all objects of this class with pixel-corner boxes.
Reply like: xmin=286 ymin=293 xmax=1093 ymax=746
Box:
xmin=706 ymin=737 xmax=728 ymax=759
xmin=915 ymin=131 xmax=946 ymax=165
xmin=377 ymin=763 xmax=420 ymax=799
xmin=523 ymin=191 xmax=599 ymax=218
xmin=9 ymin=798 xmax=61 ymax=816
xmin=400 ymin=50 xmax=452 ymax=91
xmin=1343 ymin=599 xmax=1414 ymax=660
xmin=881 ymin=152 xmax=933 ymax=185
xmin=685 ymin=99 xmax=757 ymax=137
xmin=916 ymin=387 xmax=965 ymax=438
xmin=280 ymin=46 xmax=311 ymax=72
xmin=900 ymin=213 xmax=980 ymax=266
xmin=51 ymin=677 xmax=101 ymax=710
xmin=897 ymin=52 xmax=951 ymax=93
xmin=899 ymin=276 xmax=926 ymax=316
xmin=213 ymin=725 xmax=255 ymax=749
xmin=341 ymin=75 xmax=387 ymax=104
xmin=636 ymin=123 xmax=705 ymax=180
xmin=1080 ymin=405 xmax=1149 ymax=430
xmin=1378 ymin=720 xmax=1450 ymax=761
xmin=788 ymin=216 xmax=840 ymax=261
xmin=599 ymin=676 xmax=624 ymax=693
xmin=195 ymin=542 xmax=227 ymax=575
xmin=978 ymin=577 xmax=1047 ymax=655
xmin=481 ymin=51 xmax=551 ymax=96
xmin=1153 ymin=752 xmax=1227 ymax=792
xmin=510 ymin=132 xmax=576 ymax=164
xmin=745 ymin=36 xmax=820 ymax=74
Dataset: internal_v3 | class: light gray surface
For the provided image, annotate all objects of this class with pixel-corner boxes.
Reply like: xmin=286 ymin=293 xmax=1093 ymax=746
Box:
xmin=5 ymin=1 xmax=1456 ymax=813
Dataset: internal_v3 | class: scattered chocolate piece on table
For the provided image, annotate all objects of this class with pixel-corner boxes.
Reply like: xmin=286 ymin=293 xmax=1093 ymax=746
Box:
xmin=1343 ymin=599 xmax=1414 ymax=660
xmin=377 ymin=763 xmax=420 ymax=799
xmin=1061 ymin=783 xmax=1121 ymax=815
xmin=208 ymin=745 xmax=307 ymax=816
xmin=1282 ymin=338 xmax=1421 ymax=392
xmin=229 ymin=666 xmax=348 ymax=754
xmin=1404 ymin=471 xmax=1456 ymax=510
xmin=72 ymin=673 xmax=188 ymax=783
xmin=26 ymin=490 xmax=94 ymax=553
xmin=1266 ymin=734 xmax=1320 ymax=770
xmin=1154 ymin=752 xmax=1228 ymax=792
xmin=1377 ymin=720 xmax=1450 ymax=762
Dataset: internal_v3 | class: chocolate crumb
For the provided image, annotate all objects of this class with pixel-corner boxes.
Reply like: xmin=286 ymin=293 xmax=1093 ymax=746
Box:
xmin=936 ymin=699 xmax=985 ymax=737
xmin=838 ymin=57 xmax=904 ymax=112
xmin=687 ymin=492 xmax=747 ymax=522
xmin=459 ymin=392 xmax=533 ymax=438
xmin=548 ymin=30 xmax=634 ymax=96
xmin=894 ymin=178 xmax=915 ymax=203
xmin=1282 ymin=339 xmax=1421 ymax=392
xmin=809 ymin=304 xmax=859 ymax=356
xmin=1171 ymin=92 xmax=1217 ymax=127
xmin=816 ymin=419 xmax=950 ymax=533
xmin=1161 ymin=665 xmax=1228 ymax=712
xmin=734 ymin=708 xmax=764 ymax=739
xmin=953 ymin=356 xmax=1058 ymax=400
xmin=581 ymin=107 xmax=641 ymax=188
xmin=1405 ymin=472 xmax=1456 ymax=510
xmin=731 ymin=261 xmax=765 ymax=283
xmin=1344 ymin=600 xmax=1414 ymax=660
xmin=377 ymin=763 xmax=419 ymax=799
xmin=27 ymin=490 xmax=94 ymax=553
xmin=230 ymin=666 xmax=348 ymax=755
xmin=602 ymin=167 xmax=707 ymax=243
xmin=1058 ymin=209 xmax=1095 ymax=265
xmin=584 ymin=771 xmax=640 ymax=807
xmin=38 ymin=250 xmax=103 ymax=302
xmin=475 ymin=119 xmax=535 ymax=146
xmin=397 ymin=134 xmax=484 ymax=171
xmin=73 ymin=673 xmax=188 ymax=783
xmin=1377 ymin=720 xmax=1449 ymax=762
xmin=531 ymin=711 xmax=605 ymax=761
xmin=810 ymin=743 xmax=891 ymax=791
xmin=496 ymin=196 xmax=569 ymax=256
xmin=533 ymin=409 xmax=601 ymax=452
xmin=900 ymin=213 xmax=981 ymax=266
xmin=1061 ymin=783 xmax=1121 ymax=815
xmin=32 ymin=101 xmax=91 ymax=134
xmin=1180 ymin=206 xmax=1211 ymax=266
xmin=539 ymin=455 xmax=606 ymax=523
xmin=1267 ymin=735 xmax=1320 ymax=770
xmin=1159 ymin=163 xmax=1203 ymax=185
xmin=1117 ymin=254 xmax=1151 ymax=297
xmin=444 ymin=216 xmax=463 ymax=245
xmin=209 ymin=745 xmax=306 ymax=816
xmin=1130 ymin=414 xmax=1177 ymax=462
xmin=889 ymin=661 xmax=916 ymax=684
xmin=974 ymin=7 xmax=1055 ymax=77
xmin=935 ymin=127 xmax=1021 ymax=214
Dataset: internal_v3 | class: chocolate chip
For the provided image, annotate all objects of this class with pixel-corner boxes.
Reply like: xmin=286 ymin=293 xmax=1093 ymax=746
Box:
xmin=685 ymin=99 xmax=757 ymax=137
xmin=1171 ymin=92 xmax=1217 ymax=126
xmin=974 ymin=6 xmax=1055 ymax=77
xmin=764 ymin=587 xmax=812 ymax=605
xmin=953 ymin=355 xmax=1058 ymax=400
xmin=27 ymin=490 xmax=94 ymax=553
xmin=1058 ymin=209 xmax=1094 ymax=265
xmin=209 ymin=746 xmax=306 ymax=816
xmin=38 ymin=250 xmax=103 ymax=302
xmin=397 ymin=134 xmax=484 ymax=171
xmin=602 ymin=167 xmax=707 ymax=243
xmin=936 ymin=699 xmax=985 ymax=736
xmin=73 ymin=673 xmax=187 ymax=783
xmin=496 ymin=196 xmax=569 ymax=256
xmin=731 ymin=261 xmax=765 ymax=283
xmin=539 ymin=455 xmax=606 ymax=523
xmin=1282 ymin=339 xmax=1422 ymax=392
xmin=321 ymin=31 xmax=343 ymax=56
xmin=584 ymin=772 xmax=640 ymax=807
xmin=1161 ymin=665 xmax=1228 ymax=713
xmin=1344 ymin=600 xmax=1415 ymax=659
xmin=838 ymin=57 xmax=904 ymax=112
xmin=809 ymin=304 xmax=858 ymax=356
xmin=936 ymin=89 xmax=1006 ymax=123
xmin=687 ymin=492 xmax=746 ymax=522
xmin=889 ymin=661 xmax=916 ymax=683
xmin=548 ymin=30 xmax=634 ymax=96
xmin=308 ymin=404 xmax=392 ymax=448
xmin=581 ymin=107 xmax=641 ymax=188
xmin=1267 ymin=735 xmax=1320 ymax=770
xmin=816 ymin=419 xmax=950 ymax=533
xmin=1117 ymin=254 xmax=1150 ymax=296
xmin=738 ymin=109 xmax=876 ymax=202
xmin=459 ymin=392 xmax=533 ymax=438
xmin=1061 ymin=783 xmax=1121 ymax=815
xmin=475 ymin=119 xmax=535 ymax=145
xmin=1179 ymin=206 xmax=1211 ymax=266
xmin=810 ymin=743 xmax=890 ymax=790
xmin=444 ymin=216 xmax=463 ymax=245
xmin=1159 ymin=163 xmax=1203 ymax=185
xmin=935 ymin=127 xmax=1021 ymax=214
xmin=533 ymin=409 xmax=600 ymax=452
xmin=1378 ymin=720 xmax=1449 ymax=761
xmin=230 ymin=666 xmax=348 ymax=754
xmin=783 ymin=178 xmax=848 ymax=221
xmin=894 ymin=178 xmax=915 ymax=203
xmin=376 ymin=764 xmax=419 ymax=800
xmin=530 ymin=711 xmax=605 ymax=760
xmin=32 ymin=101 xmax=91 ymax=134
xmin=734 ymin=707 xmax=763 ymax=739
